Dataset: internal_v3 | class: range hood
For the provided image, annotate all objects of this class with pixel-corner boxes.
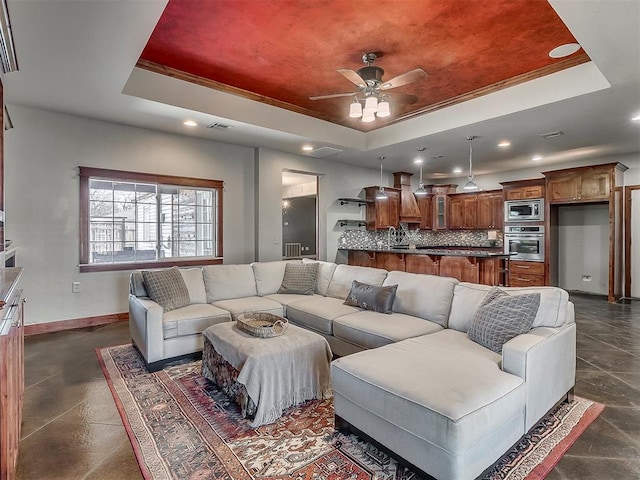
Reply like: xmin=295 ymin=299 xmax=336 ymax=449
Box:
xmin=393 ymin=172 xmax=422 ymax=224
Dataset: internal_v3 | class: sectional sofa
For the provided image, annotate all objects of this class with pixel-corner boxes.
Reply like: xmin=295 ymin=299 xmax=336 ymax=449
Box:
xmin=128 ymin=259 xmax=576 ymax=480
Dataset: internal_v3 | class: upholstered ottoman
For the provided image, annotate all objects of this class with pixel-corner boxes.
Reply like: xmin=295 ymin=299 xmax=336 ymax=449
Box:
xmin=332 ymin=329 xmax=527 ymax=480
xmin=202 ymin=321 xmax=333 ymax=427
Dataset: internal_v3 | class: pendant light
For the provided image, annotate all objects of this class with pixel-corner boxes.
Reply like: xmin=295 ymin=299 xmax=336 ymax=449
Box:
xmin=463 ymin=136 xmax=480 ymax=191
xmin=376 ymin=156 xmax=388 ymax=199
xmin=414 ymin=158 xmax=427 ymax=196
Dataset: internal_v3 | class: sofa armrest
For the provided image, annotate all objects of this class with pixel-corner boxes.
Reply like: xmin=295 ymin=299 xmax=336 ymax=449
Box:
xmin=129 ymin=295 xmax=164 ymax=364
xmin=502 ymin=322 xmax=576 ymax=430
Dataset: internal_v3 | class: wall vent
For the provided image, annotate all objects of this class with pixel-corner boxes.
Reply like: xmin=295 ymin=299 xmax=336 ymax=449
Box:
xmin=306 ymin=146 xmax=343 ymax=158
xmin=207 ymin=122 xmax=232 ymax=131
xmin=540 ymin=130 xmax=564 ymax=139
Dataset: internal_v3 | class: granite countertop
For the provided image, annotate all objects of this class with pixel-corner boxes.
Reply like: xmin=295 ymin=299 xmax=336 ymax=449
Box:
xmin=341 ymin=246 xmax=511 ymax=257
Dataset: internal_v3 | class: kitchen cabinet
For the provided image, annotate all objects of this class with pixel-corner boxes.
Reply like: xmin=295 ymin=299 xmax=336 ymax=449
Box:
xmin=476 ymin=191 xmax=503 ymax=230
xmin=448 ymin=193 xmax=478 ymax=230
xmin=405 ymin=254 xmax=439 ymax=275
xmin=508 ymin=260 xmax=545 ymax=287
xmin=347 ymin=250 xmax=376 ymax=268
xmin=364 ymin=187 xmax=400 ymax=230
xmin=439 ymin=256 xmax=479 ymax=283
xmin=544 ymin=165 xmax=612 ymax=203
xmin=374 ymin=252 xmax=406 ymax=272
xmin=501 ymin=178 xmax=545 ymax=201
xmin=416 ymin=194 xmax=433 ymax=230
xmin=431 ymin=184 xmax=457 ymax=230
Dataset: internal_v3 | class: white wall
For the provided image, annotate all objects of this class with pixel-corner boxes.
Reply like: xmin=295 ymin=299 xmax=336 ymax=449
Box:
xmin=256 ymin=148 xmax=388 ymax=264
xmin=4 ymin=106 xmax=256 ymax=325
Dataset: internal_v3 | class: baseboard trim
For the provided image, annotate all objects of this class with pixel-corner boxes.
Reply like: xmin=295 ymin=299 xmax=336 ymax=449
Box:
xmin=24 ymin=312 xmax=129 ymax=336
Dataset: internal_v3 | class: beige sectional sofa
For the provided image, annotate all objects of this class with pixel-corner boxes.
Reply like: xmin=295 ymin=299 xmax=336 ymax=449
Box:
xmin=128 ymin=259 xmax=576 ymax=480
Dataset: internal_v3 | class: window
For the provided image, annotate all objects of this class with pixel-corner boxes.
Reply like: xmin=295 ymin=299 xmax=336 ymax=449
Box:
xmin=79 ymin=167 xmax=223 ymax=272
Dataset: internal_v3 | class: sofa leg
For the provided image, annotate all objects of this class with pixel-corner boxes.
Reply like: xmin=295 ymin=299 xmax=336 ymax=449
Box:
xmin=566 ymin=386 xmax=575 ymax=403
xmin=334 ymin=414 xmax=350 ymax=433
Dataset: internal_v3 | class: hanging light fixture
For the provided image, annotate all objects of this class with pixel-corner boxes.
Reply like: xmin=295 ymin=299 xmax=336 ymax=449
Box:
xmin=414 ymin=158 xmax=427 ymax=196
xmin=349 ymin=98 xmax=362 ymax=118
xmin=349 ymin=94 xmax=390 ymax=122
xmin=376 ymin=156 xmax=388 ymax=199
xmin=463 ymin=136 xmax=480 ymax=191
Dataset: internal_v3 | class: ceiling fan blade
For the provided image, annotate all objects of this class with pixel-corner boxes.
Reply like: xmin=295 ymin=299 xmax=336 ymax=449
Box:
xmin=380 ymin=68 xmax=427 ymax=90
xmin=309 ymin=92 xmax=357 ymax=100
xmin=337 ymin=68 xmax=368 ymax=89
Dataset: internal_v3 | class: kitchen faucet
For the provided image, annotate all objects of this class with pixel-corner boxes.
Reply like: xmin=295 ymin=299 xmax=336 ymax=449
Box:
xmin=387 ymin=226 xmax=396 ymax=249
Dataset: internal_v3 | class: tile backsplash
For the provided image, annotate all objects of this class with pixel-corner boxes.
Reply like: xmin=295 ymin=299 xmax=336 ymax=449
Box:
xmin=338 ymin=223 xmax=503 ymax=249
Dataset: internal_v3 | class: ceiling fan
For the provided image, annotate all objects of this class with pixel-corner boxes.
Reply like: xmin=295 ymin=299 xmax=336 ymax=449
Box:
xmin=309 ymin=52 xmax=427 ymax=121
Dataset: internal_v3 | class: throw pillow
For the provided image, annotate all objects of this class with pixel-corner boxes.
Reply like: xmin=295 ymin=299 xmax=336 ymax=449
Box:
xmin=141 ymin=266 xmax=191 ymax=312
xmin=278 ymin=262 xmax=319 ymax=295
xmin=468 ymin=287 xmax=541 ymax=353
xmin=344 ymin=280 xmax=398 ymax=314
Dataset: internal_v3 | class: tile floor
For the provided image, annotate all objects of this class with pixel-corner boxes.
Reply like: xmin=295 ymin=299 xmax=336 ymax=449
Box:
xmin=16 ymin=293 xmax=640 ymax=479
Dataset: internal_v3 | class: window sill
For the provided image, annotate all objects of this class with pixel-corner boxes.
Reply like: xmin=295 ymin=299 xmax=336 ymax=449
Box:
xmin=79 ymin=257 xmax=223 ymax=273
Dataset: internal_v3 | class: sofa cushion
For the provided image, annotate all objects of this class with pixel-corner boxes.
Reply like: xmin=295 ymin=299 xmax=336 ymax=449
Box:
xmin=179 ymin=268 xmax=207 ymax=304
xmin=162 ymin=304 xmax=231 ymax=339
xmin=129 ymin=271 xmax=148 ymax=297
xmin=278 ymin=262 xmax=318 ymax=295
xmin=344 ymin=280 xmax=397 ymax=313
xmin=383 ymin=271 xmax=457 ymax=327
xmin=203 ymin=264 xmax=258 ymax=302
xmin=333 ymin=311 xmax=443 ymax=349
xmin=211 ymin=296 xmax=283 ymax=320
xmin=252 ymin=260 xmax=299 ymax=296
xmin=326 ymin=265 xmax=388 ymax=300
xmin=449 ymin=283 xmax=569 ymax=332
xmin=142 ymin=267 xmax=191 ymax=312
xmin=468 ymin=288 xmax=540 ymax=353
xmin=286 ymin=296 xmax=361 ymax=334
xmin=302 ymin=259 xmax=337 ymax=296
xmin=331 ymin=329 xmax=525 ymax=454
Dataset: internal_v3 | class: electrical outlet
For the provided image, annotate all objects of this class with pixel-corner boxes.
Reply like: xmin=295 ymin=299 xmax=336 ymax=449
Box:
xmin=72 ymin=281 xmax=81 ymax=293
xmin=581 ymin=275 xmax=592 ymax=282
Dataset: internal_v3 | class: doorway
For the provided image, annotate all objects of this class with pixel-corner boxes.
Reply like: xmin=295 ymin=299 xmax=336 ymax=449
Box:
xmin=282 ymin=171 xmax=318 ymax=260
xmin=625 ymin=186 xmax=640 ymax=299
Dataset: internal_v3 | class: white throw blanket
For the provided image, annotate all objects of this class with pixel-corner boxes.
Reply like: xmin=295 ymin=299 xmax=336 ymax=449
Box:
xmin=203 ymin=322 xmax=333 ymax=427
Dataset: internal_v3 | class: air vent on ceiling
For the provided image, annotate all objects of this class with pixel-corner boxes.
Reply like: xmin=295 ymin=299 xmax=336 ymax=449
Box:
xmin=540 ymin=130 xmax=564 ymax=139
xmin=207 ymin=122 xmax=232 ymax=131
xmin=306 ymin=146 xmax=343 ymax=158
xmin=432 ymin=154 xmax=446 ymax=159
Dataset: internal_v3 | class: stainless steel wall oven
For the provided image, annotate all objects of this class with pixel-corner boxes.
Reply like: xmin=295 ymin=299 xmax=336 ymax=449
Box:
xmin=504 ymin=225 xmax=545 ymax=262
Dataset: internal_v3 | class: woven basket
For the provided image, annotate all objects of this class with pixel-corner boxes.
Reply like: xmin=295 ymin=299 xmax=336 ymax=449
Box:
xmin=236 ymin=312 xmax=288 ymax=338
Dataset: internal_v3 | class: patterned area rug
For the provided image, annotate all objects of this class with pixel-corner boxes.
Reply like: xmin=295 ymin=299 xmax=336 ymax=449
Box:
xmin=97 ymin=344 xmax=604 ymax=480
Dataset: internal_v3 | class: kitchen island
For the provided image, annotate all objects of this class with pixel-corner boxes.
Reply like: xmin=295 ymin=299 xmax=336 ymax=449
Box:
xmin=341 ymin=247 xmax=511 ymax=286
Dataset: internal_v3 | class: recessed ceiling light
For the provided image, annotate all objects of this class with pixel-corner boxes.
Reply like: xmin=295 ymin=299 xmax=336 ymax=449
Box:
xmin=183 ymin=120 xmax=197 ymax=127
xmin=632 ymin=114 xmax=640 ymax=122
xmin=498 ymin=141 xmax=511 ymax=148
xmin=549 ymin=43 xmax=581 ymax=59
xmin=302 ymin=145 xmax=314 ymax=151
xmin=532 ymin=155 xmax=543 ymax=161
xmin=453 ymin=167 xmax=462 ymax=174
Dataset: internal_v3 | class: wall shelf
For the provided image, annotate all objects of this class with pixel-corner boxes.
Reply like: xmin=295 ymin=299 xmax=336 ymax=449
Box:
xmin=338 ymin=219 xmax=367 ymax=228
xmin=338 ymin=197 xmax=372 ymax=207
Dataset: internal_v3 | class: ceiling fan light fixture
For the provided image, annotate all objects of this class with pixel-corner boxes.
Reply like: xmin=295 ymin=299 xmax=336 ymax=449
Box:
xmin=377 ymin=100 xmax=390 ymax=117
xmin=362 ymin=111 xmax=376 ymax=123
xmin=364 ymin=96 xmax=378 ymax=112
xmin=349 ymin=100 xmax=363 ymax=118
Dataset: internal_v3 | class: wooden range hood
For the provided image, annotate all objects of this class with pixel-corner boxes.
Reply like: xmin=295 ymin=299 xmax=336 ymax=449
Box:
xmin=393 ymin=172 xmax=421 ymax=224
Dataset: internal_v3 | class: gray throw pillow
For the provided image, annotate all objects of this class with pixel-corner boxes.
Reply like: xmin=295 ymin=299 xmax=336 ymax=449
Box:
xmin=344 ymin=280 xmax=398 ymax=314
xmin=141 ymin=266 xmax=190 ymax=312
xmin=278 ymin=262 xmax=318 ymax=295
xmin=468 ymin=287 xmax=541 ymax=353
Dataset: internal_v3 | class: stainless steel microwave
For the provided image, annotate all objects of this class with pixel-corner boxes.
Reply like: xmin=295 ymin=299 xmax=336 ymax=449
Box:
xmin=504 ymin=198 xmax=544 ymax=223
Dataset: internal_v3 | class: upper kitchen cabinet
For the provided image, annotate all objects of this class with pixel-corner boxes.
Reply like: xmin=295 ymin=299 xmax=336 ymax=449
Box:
xmin=501 ymin=178 xmax=545 ymax=201
xmin=416 ymin=194 xmax=433 ymax=230
xmin=476 ymin=190 xmax=503 ymax=230
xmin=544 ymin=164 xmax=622 ymax=203
xmin=431 ymin=184 xmax=457 ymax=230
xmin=364 ymin=186 xmax=400 ymax=230
xmin=448 ymin=193 xmax=478 ymax=230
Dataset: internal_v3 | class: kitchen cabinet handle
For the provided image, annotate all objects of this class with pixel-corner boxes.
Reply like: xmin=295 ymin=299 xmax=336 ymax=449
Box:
xmin=515 ymin=265 xmax=530 ymax=269
xmin=516 ymin=277 xmax=532 ymax=282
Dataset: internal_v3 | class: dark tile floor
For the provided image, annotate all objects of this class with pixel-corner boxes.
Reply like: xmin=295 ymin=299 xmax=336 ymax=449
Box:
xmin=16 ymin=293 xmax=640 ymax=479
